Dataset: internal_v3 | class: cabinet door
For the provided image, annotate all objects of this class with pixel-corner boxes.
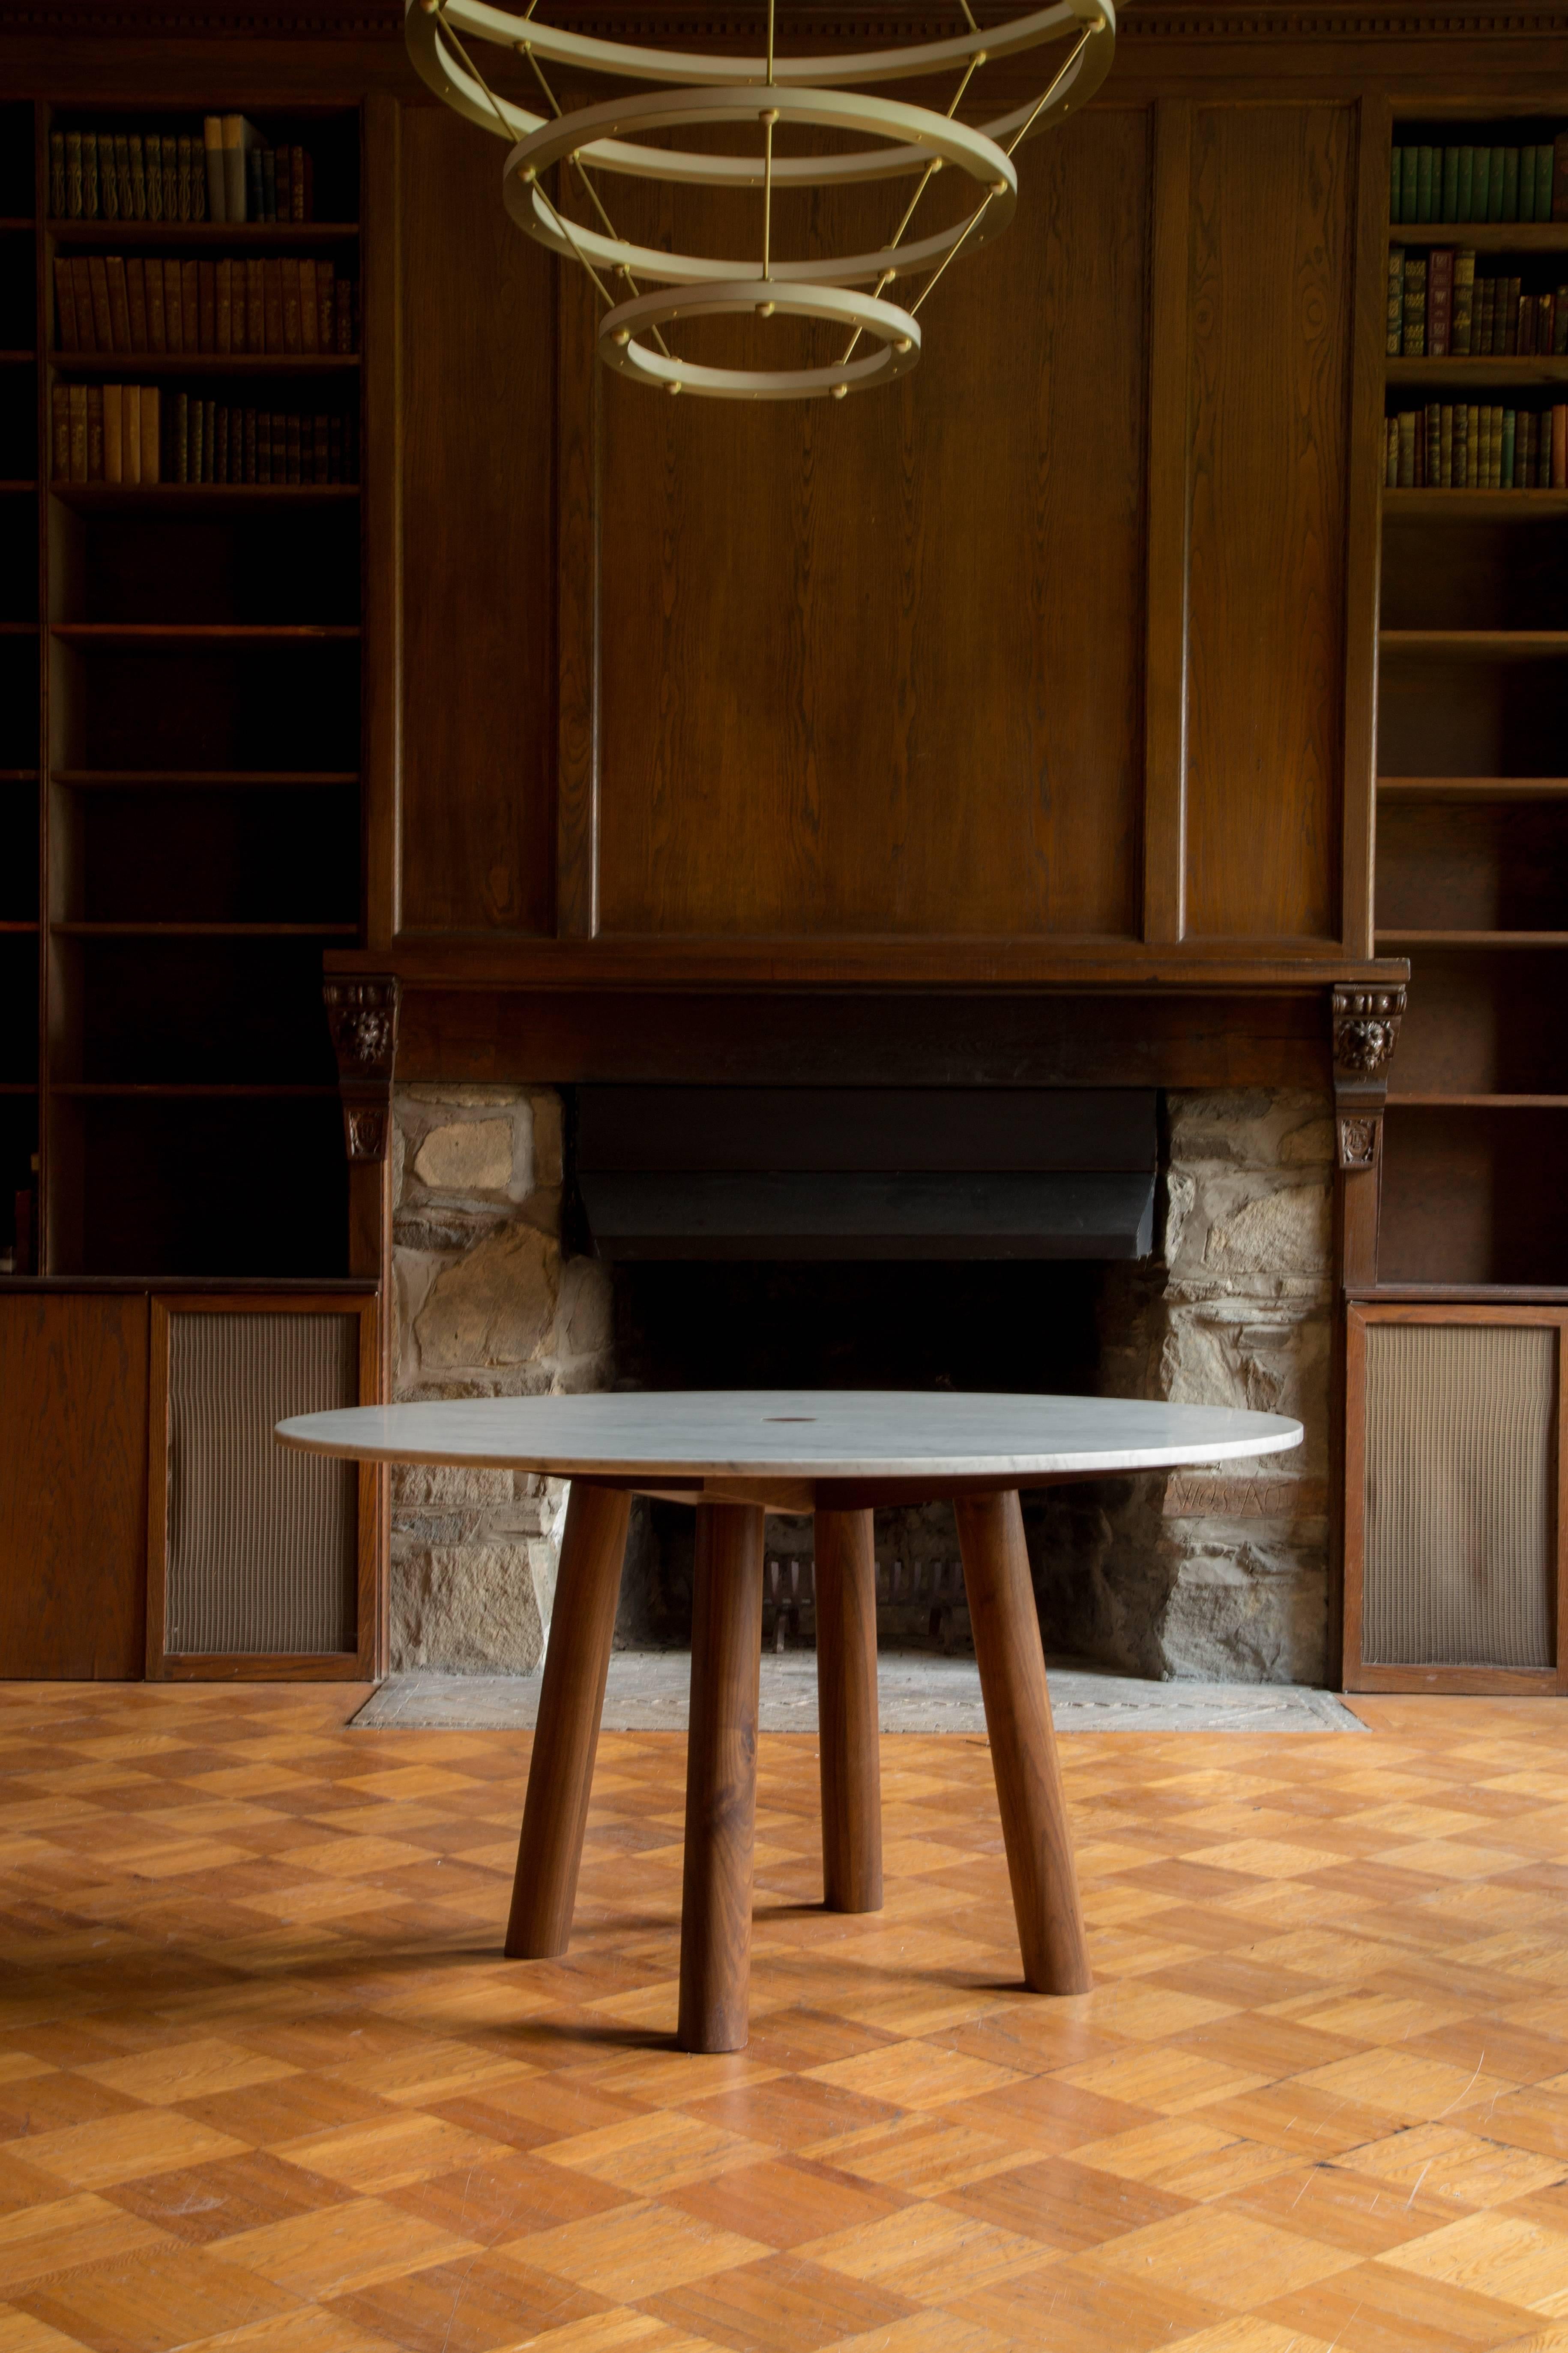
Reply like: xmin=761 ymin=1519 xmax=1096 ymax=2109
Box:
xmin=0 ymin=1292 xmax=148 ymax=1677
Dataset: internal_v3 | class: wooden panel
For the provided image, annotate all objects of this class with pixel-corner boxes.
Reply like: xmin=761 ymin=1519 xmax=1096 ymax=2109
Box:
xmin=398 ymin=106 xmax=555 ymax=935
xmin=1184 ymin=104 xmax=1355 ymax=941
xmin=0 ymin=1290 xmax=147 ymax=1676
xmin=590 ymin=109 xmax=1151 ymax=940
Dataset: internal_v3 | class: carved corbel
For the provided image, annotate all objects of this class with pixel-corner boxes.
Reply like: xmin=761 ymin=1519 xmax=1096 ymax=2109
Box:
xmin=324 ymin=976 xmax=399 ymax=1163
xmin=1331 ymin=984 xmax=1406 ymax=1172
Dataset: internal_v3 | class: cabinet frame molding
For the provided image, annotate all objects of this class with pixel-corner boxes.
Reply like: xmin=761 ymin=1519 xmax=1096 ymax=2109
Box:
xmin=1343 ymin=1298 xmax=1568 ymax=1695
xmin=146 ymin=1288 xmax=383 ymax=1682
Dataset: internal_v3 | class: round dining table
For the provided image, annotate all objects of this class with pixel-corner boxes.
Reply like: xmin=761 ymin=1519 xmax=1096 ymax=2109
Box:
xmin=277 ymin=1390 xmax=1302 ymax=2052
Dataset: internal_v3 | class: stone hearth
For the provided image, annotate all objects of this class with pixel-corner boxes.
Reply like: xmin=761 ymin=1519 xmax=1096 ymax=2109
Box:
xmin=387 ymin=1085 xmax=1332 ymax=1684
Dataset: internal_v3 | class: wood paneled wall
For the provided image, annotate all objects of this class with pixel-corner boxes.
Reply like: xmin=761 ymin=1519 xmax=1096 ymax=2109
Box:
xmin=385 ymin=69 xmax=1384 ymax=969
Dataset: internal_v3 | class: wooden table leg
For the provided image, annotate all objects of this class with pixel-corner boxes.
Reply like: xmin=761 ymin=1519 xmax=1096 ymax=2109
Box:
xmin=505 ymin=1480 xmax=630 ymax=1960
xmin=955 ymin=1488 xmax=1092 ymax=1996
xmin=678 ymin=1501 xmax=764 ymax=2053
xmin=814 ymin=1506 xmax=882 ymax=1913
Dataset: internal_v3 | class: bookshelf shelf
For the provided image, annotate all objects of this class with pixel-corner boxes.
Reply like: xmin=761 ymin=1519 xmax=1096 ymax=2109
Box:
xmin=1378 ymin=776 xmax=1568 ymax=798
xmin=0 ymin=480 xmax=37 ymax=494
xmin=0 ymin=622 xmax=36 ymax=635
xmin=50 ymin=352 xmax=359 ymax=377
xmin=1380 ymin=629 xmax=1568 ymax=656
xmin=1386 ymin=359 xmax=1568 ymax=390
xmin=1388 ymin=223 xmax=1568 ymax=253
xmin=1377 ymin=929 xmax=1568 ymax=947
xmin=51 ymin=1082 xmax=341 ymax=1098
xmin=0 ymin=1084 xmax=38 ymax=1097
xmin=48 ymin=222 xmax=359 ymax=249
xmin=54 ymin=768 xmax=359 ymax=788
xmin=51 ymin=922 xmax=358 ymax=938
xmin=50 ymin=623 xmax=360 ymax=644
xmin=1382 ymin=491 xmax=1568 ymax=518
xmin=0 ymin=922 xmax=38 ymax=934
xmin=50 ymin=484 xmax=359 ymax=512
xmin=1388 ymin=1093 xmax=1568 ymax=1106
xmin=0 ymin=218 xmax=32 ymax=234
xmin=0 ymin=348 xmax=33 ymax=364
xmin=0 ymin=771 xmax=38 ymax=782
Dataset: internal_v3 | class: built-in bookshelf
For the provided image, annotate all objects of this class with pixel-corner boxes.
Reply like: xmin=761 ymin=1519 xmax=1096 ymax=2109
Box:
xmin=3 ymin=101 xmax=364 ymax=1278
xmin=1378 ymin=115 xmax=1568 ymax=1286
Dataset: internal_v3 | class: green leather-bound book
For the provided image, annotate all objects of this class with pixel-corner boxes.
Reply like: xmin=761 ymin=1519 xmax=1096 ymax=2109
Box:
xmin=1472 ymin=147 xmax=1490 ymax=223
xmin=1416 ymin=145 xmax=1435 ymax=222
xmin=1520 ymin=146 xmax=1538 ymax=226
xmin=1502 ymin=148 xmax=1520 ymax=222
xmin=1457 ymin=145 xmax=1475 ymax=222
xmin=1500 ymin=408 xmax=1516 ymax=489
xmin=1441 ymin=147 xmax=1460 ymax=222
xmin=1390 ymin=147 xmax=1404 ymax=224
xmin=1487 ymin=147 xmax=1505 ymax=222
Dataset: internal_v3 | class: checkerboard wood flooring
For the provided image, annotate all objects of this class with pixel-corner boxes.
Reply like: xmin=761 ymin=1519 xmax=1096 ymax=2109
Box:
xmin=3 ymin=1683 xmax=1568 ymax=2352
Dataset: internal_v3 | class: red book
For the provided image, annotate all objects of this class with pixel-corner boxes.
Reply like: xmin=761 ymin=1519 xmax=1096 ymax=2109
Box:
xmin=1427 ymin=248 xmax=1454 ymax=357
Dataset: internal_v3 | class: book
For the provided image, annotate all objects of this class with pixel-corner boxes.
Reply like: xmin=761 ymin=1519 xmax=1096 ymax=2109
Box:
xmin=1457 ymin=144 xmax=1475 ymax=223
xmin=1397 ymin=408 xmax=1416 ymax=487
xmin=49 ymin=132 xmax=65 ymax=220
xmin=144 ymin=132 xmax=162 ymax=223
xmin=290 ymin=145 xmax=308 ymax=224
xmin=115 ymin=135 xmax=134 ymax=222
xmin=69 ymin=258 xmax=95 ymax=353
xmin=145 ymin=259 xmax=165 ymax=352
xmin=129 ymin=134 xmax=147 ymax=221
xmin=65 ymin=131 xmax=82 ymax=219
xmin=1519 ymin=294 xmax=1536 ymax=358
xmin=123 ymin=382 xmax=141 ymax=485
xmin=1402 ymin=253 xmax=1427 ymax=358
xmin=1387 ymin=245 xmax=1406 ymax=357
xmin=1503 ymin=273 xmax=1522 ymax=354
xmin=1533 ymin=143 xmax=1553 ymax=220
xmin=1427 ymin=247 xmax=1454 ymax=357
xmin=216 ymin=258 xmax=232 ymax=354
xmin=162 ymin=138 xmax=178 ymax=225
xmin=1454 ymin=400 xmax=1469 ymax=488
xmin=189 ymin=393 xmax=203 ymax=484
xmin=182 ymin=260 xmax=199 ymax=357
xmin=1472 ymin=145 xmax=1491 ymax=225
xmin=101 ymin=133 xmax=118 ymax=219
xmin=246 ymin=147 xmax=263 ymax=222
xmin=1554 ymin=405 xmax=1568 ymax=488
xmin=141 ymin=385 xmax=159 ymax=484
xmin=223 ymin=117 xmax=257 ymax=224
xmin=1441 ymin=145 xmax=1460 ymax=223
xmin=1415 ymin=145 xmax=1433 ymax=222
xmin=281 ymin=261 xmax=301 ymax=354
xmin=54 ymin=258 xmax=78 ymax=352
xmin=1438 ymin=402 xmax=1452 ymax=486
xmin=1555 ymin=130 xmax=1568 ymax=221
xmin=86 ymin=255 xmax=114 ymax=349
xmin=204 ymin=116 xmax=226 ymax=223
xmin=1502 ymin=147 xmax=1520 ymax=222
xmin=163 ymin=257 xmax=182 ymax=354
xmin=285 ymin=410 xmax=301 ymax=483
xmin=50 ymin=382 xmax=69 ymax=480
xmin=1451 ymin=249 xmax=1475 ymax=354
xmin=1520 ymin=145 xmax=1538 ymax=226
xmin=85 ymin=384 xmax=103 ymax=480
xmin=245 ymin=257 xmax=264 ymax=353
xmin=174 ymin=391 xmax=188 ymax=484
xmin=318 ymin=269 xmax=334 ymax=354
xmin=198 ymin=259 xmax=216 ymax=354
xmin=1501 ymin=406 xmax=1516 ymax=488
xmin=299 ymin=260 xmax=318 ymax=353
xmin=263 ymin=258 xmax=283 ymax=352
xmin=1477 ymin=276 xmax=1496 ymax=356
xmin=1557 ymin=288 xmax=1568 ymax=357
xmin=260 ymin=147 xmax=277 ymax=223
xmin=125 ymin=257 xmax=148 ymax=351
xmin=83 ymin=132 xmax=99 ymax=220
xmin=1487 ymin=146 xmax=1505 ymax=222
xmin=176 ymin=133 xmax=192 ymax=222
xmin=105 ymin=256 xmax=131 ymax=352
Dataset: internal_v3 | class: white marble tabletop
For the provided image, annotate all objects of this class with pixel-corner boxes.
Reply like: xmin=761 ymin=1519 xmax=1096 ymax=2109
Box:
xmin=276 ymin=1391 xmax=1302 ymax=1483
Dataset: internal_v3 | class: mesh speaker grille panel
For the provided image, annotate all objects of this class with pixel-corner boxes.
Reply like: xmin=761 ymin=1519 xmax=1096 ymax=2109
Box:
xmin=166 ymin=1312 xmax=358 ymax=1657
xmin=1364 ymin=1322 xmax=1555 ymax=1670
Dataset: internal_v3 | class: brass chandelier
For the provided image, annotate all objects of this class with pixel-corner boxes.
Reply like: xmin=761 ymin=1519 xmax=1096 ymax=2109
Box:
xmin=406 ymin=0 xmax=1116 ymax=401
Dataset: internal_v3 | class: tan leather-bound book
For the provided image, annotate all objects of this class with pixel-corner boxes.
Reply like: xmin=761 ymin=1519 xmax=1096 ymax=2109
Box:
xmin=317 ymin=268 xmax=333 ymax=354
xmin=53 ymin=257 xmax=78 ymax=351
xmin=215 ymin=258 xmax=232 ymax=353
xmin=125 ymin=257 xmax=148 ymax=351
xmin=86 ymin=384 xmax=104 ymax=480
xmin=298 ymin=260 xmax=318 ymax=353
xmin=70 ymin=257 xmax=97 ymax=351
xmin=263 ymin=258 xmax=283 ymax=353
xmin=105 ymin=256 xmax=132 ymax=352
xmin=281 ymin=263 xmax=301 ymax=353
xmin=163 ymin=257 xmax=183 ymax=354
xmin=123 ymin=383 xmax=141 ymax=485
xmin=198 ymin=260 xmax=216 ymax=353
xmin=141 ymin=384 xmax=160 ymax=484
xmin=103 ymin=381 xmax=123 ymax=483
xmin=144 ymin=259 xmax=166 ymax=352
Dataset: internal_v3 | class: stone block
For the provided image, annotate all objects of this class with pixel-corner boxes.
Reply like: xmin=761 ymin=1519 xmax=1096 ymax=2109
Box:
xmin=414 ymin=1118 xmax=515 ymax=1197
xmin=413 ymin=1221 xmax=559 ymax=1372
xmin=390 ymin=1539 xmax=551 ymax=1674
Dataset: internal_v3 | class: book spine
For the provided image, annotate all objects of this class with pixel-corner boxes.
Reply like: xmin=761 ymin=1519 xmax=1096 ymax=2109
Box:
xmin=1402 ymin=253 xmax=1427 ymax=358
xmin=105 ymin=256 xmax=131 ymax=353
xmin=86 ymin=254 xmax=113 ymax=350
xmin=1424 ymin=399 xmax=1439 ymax=491
xmin=246 ymin=258 xmax=264 ymax=354
xmin=1451 ymin=249 xmax=1475 ymax=356
xmin=66 ymin=131 xmax=82 ymax=219
xmin=329 ymin=413 xmax=343 ymax=483
xmin=1540 ymin=293 xmax=1556 ymax=360
xmin=1454 ymin=400 xmax=1468 ymax=490
xmin=318 ymin=269 xmax=334 ymax=355
xmin=125 ymin=256 xmax=148 ymax=352
xmin=1501 ymin=407 xmax=1516 ymax=489
xmin=163 ymin=141 xmax=178 ymax=225
xmin=1439 ymin=402 xmax=1452 ymax=488
xmin=163 ymin=257 xmax=182 ymax=355
xmin=1386 ymin=245 xmax=1404 ymax=357
xmin=286 ymin=410 xmax=301 ymax=483
xmin=1518 ymin=293 xmax=1536 ymax=358
xmin=1557 ymin=287 xmax=1568 ymax=357
xmin=1556 ymin=131 xmax=1568 ymax=221
xmin=260 ymin=147 xmax=277 ymax=222
xmin=1520 ymin=144 xmax=1537 ymax=226
xmin=142 ymin=385 xmax=159 ymax=485
xmin=175 ymin=391 xmax=188 ymax=485
xmin=177 ymin=133 xmax=193 ymax=223
xmin=70 ymin=257 xmax=96 ymax=354
xmin=101 ymin=133 xmax=118 ymax=222
xmin=145 ymin=259 xmax=165 ymax=353
xmin=1427 ymin=247 xmax=1453 ymax=358
xmin=223 ymin=115 xmax=250 ymax=225
xmin=1440 ymin=145 xmax=1459 ymax=223
xmin=83 ymin=132 xmax=99 ymax=220
xmin=298 ymin=260 xmax=318 ymax=354
xmin=290 ymin=145 xmax=305 ymax=225
xmin=182 ymin=261 xmax=199 ymax=360
xmin=257 ymin=409 xmax=269 ymax=486
xmin=204 ymin=116 xmax=227 ymax=224
xmin=115 ymin=135 xmax=133 ymax=223
xmin=263 ymin=258 xmax=283 ymax=354
xmin=1457 ymin=144 xmax=1474 ymax=223
xmin=1502 ymin=147 xmax=1520 ymax=222
xmin=246 ymin=147 xmax=263 ymax=223
xmin=50 ymin=131 xmax=65 ymax=220
xmin=51 ymin=382 xmax=69 ymax=480
xmin=144 ymin=133 xmax=162 ymax=223
xmin=216 ymin=258 xmax=232 ymax=355
xmin=1504 ymin=276 xmax=1521 ymax=356
xmin=198 ymin=259 xmax=216 ymax=354
xmin=244 ymin=408 xmax=257 ymax=484
xmin=128 ymin=135 xmax=147 ymax=221
xmin=1555 ymin=405 xmax=1568 ymax=489
xmin=122 ymin=382 xmax=140 ymax=485
xmin=53 ymin=258 xmax=78 ymax=352
xmin=85 ymin=383 xmax=103 ymax=481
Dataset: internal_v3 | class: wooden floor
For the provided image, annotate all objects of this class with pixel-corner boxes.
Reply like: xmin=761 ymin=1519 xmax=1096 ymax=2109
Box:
xmin=2 ymin=1684 xmax=1568 ymax=2352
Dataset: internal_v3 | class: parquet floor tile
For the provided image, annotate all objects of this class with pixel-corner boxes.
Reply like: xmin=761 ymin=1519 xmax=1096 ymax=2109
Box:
xmin=3 ymin=1687 xmax=1568 ymax=2347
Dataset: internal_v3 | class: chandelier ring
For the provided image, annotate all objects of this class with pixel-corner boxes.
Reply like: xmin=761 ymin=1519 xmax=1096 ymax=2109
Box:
xmin=598 ymin=279 xmax=922 ymax=402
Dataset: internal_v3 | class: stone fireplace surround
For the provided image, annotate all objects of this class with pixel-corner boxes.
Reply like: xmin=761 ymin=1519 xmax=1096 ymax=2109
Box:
xmin=388 ymin=1084 xmax=1332 ymax=1685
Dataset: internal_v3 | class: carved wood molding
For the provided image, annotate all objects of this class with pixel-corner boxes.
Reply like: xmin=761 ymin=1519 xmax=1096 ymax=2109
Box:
xmin=9 ymin=0 xmax=1565 ymax=33
xmin=1331 ymin=981 xmax=1405 ymax=1174
xmin=324 ymin=974 xmax=399 ymax=1163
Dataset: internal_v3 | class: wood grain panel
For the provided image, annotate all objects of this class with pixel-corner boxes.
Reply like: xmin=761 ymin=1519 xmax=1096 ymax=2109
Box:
xmin=399 ymin=107 xmax=556 ymax=935
xmin=1184 ymin=105 xmax=1355 ymax=942
xmin=590 ymin=110 xmax=1150 ymax=940
xmin=0 ymin=1290 xmax=147 ymax=1676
